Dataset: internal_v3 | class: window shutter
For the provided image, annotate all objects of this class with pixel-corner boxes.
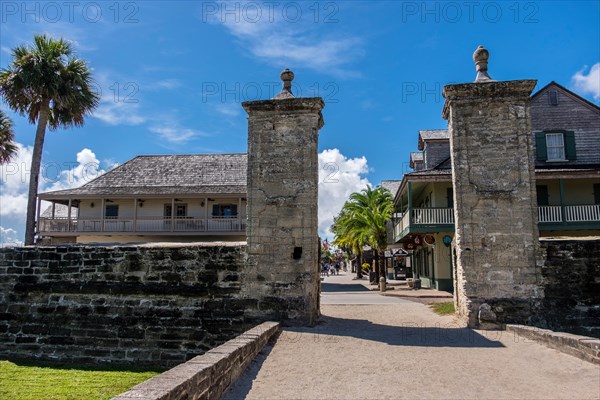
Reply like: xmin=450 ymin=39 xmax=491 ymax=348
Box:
xmin=535 ymin=132 xmax=547 ymax=161
xmin=212 ymin=204 xmax=219 ymax=216
xmin=564 ymin=131 xmax=576 ymax=160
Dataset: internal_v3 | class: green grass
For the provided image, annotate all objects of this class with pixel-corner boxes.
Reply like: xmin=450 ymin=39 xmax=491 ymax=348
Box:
xmin=429 ymin=301 xmax=455 ymax=316
xmin=0 ymin=360 xmax=161 ymax=400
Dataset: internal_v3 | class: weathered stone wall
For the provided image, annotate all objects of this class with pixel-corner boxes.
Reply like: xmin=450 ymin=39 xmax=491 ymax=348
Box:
xmin=0 ymin=244 xmax=271 ymax=368
xmin=443 ymin=80 xmax=544 ymax=327
xmin=243 ymin=96 xmax=324 ymax=325
xmin=539 ymin=240 xmax=600 ymax=338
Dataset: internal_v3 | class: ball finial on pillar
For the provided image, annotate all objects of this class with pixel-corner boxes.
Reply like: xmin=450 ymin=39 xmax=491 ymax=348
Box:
xmin=473 ymin=45 xmax=493 ymax=82
xmin=274 ymin=68 xmax=295 ymax=99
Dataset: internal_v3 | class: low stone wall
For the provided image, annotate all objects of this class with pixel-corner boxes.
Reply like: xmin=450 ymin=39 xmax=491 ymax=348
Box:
xmin=539 ymin=240 xmax=600 ymax=338
xmin=113 ymin=321 xmax=280 ymax=400
xmin=0 ymin=243 xmax=261 ymax=368
xmin=506 ymin=324 xmax=600 ymax=365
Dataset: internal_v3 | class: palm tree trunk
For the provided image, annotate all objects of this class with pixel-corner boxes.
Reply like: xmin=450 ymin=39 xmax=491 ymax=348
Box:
xmin=373 ymin=249 xmax=379 ymax=282
xmin=24 ymin=99 xmax=50 ymax=245
xmin=357 ymin=251 xmax=363 ymax=279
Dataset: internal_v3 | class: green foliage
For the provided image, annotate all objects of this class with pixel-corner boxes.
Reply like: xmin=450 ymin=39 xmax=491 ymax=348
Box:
xmin=429 ymin=302 xmax=455 ymax=316
xmin=0 ymin=110 xmax=17 ymax=164
xmin=0 ymin=34 xmax=99 ymax=129
xmin=0 ymin=360 xmax=160 ymax=400
xmin=331 ymin=186 xmax=394 ymax=256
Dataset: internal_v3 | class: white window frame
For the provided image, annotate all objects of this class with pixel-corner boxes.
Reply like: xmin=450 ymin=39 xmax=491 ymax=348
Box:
xmin=546 ymin=132 xmax=566 ymax=161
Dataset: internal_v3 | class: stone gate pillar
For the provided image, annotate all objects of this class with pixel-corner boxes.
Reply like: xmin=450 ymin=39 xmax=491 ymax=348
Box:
xmin=242 ymin=69 xmax=324 ymax=325
xmin=442 ymin=46 xmax=543 ymax=327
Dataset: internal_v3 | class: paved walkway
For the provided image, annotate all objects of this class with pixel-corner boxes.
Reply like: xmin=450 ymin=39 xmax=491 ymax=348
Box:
xmin=223 ymin=273 xmax=600 ymax=400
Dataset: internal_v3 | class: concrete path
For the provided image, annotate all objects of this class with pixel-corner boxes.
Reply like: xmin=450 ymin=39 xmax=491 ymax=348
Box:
xmin=223 ymin=273 xmax=600 ymax=400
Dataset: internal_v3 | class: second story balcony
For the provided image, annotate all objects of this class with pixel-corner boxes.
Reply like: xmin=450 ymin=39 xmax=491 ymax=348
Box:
xmin=394 ymin=204 xmax=600 ymax=242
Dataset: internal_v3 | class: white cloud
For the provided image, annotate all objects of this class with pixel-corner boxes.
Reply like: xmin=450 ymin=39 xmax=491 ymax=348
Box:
xmin=45 ymin=148 xmax=105 ymax=192
xmin=92 ymin=101 xmax=146 ymax=126
xmin=214 ymin=103 xmax=242 ymax=117
xmin=318 ymin=148 xmax=371 ymax=240
xmin=0 ymin=226 xmax=23 ymax=247
xmin=0 ymin=145 xmax=106 ymax=245
xmin=208 ymin=2 xmax=364 ymax=76
xmin=571 ymin=63 xmax=600 ymax=101
xmin=155 ymin=79 xmax=182 ymax=89
xmin=149 ymin=125 xmax=210 ymax=145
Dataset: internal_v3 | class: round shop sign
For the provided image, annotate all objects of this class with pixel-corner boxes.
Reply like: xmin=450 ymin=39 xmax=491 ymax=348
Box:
xmin=442 ymin=235 xmax=452 ymax=247
xmin=424 ymin=235 xmax=435 ymax=245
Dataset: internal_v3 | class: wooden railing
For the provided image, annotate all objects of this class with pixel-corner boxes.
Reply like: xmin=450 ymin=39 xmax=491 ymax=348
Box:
xmin=538 ymin=205 xmax=600 ymax=223
xmin=39 ymin=217 xmax=246 ymax=234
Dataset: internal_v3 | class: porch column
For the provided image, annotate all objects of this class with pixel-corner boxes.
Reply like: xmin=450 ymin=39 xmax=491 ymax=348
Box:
xmin=171 ymin=198 xmax=175 ymax=232
xmin=559 ymin=179 xmax=566 ymax=224
xmin=101 ymin=198 xmax=105 ymax=232
xmin=238 ymin=197 xmax=242 ymax=231
xmin=51 ymin=202 xmax=56 ymax=219
xmin=36 ymin=197 xmax=41 ymax=235
xmin=204 ymin=197 xmax=208 ymax=232
xmin=133 ymin=198 xmax=138 ymax=232
xmin=407 ymin=181 xmax=413 ymax=224
xmin=67 ymin=199 xmax=72 ymax=232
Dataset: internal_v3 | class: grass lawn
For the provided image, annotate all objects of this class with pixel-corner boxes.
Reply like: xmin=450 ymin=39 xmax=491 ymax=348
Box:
xmin=0 ymin=360 xmax=161 ymax=400
xmin=429 ymin=301 xmax=455 ymax=316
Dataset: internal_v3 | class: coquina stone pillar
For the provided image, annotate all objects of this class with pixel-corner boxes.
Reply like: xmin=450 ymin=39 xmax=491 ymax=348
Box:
xmin=242 ymin=69 xmax=324 ymax=325
xmin=442 ymin=46 xmax=543 ymax=327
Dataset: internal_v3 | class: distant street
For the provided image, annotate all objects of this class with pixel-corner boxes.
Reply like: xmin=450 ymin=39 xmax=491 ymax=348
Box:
xmin=320 ymin=273 xmax=413 ymax=305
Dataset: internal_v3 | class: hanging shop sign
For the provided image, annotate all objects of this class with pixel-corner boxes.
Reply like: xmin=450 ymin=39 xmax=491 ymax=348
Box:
xmin=424 ymin=235 xmax=435 ymax=246
xmin=442 ymin=235 xmax=453 ymax=247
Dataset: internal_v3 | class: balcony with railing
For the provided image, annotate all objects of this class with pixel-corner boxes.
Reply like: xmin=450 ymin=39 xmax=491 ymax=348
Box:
xmin=38 ymin=216 xmax=246 ymax=235
xmin=538 ymin=204 xmax=600 ymax=228
xmin=394 ymin=204 xmax=600 ymax=241
xmin=393 ymin=208 xmax=455 ymax=241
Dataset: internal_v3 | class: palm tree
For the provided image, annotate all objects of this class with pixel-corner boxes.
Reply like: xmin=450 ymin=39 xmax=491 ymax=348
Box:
xmin=332 ymin=186 xmax=394 ymax=281
xmin=0 ymin=110 xmax=17 ymax=164
xmin=0 ymin=35 xmax=99 ymax=245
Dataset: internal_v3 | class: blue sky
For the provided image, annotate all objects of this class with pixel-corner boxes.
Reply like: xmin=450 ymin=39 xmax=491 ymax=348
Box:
xmin=1 ymin=1 xmax=599 ymax=244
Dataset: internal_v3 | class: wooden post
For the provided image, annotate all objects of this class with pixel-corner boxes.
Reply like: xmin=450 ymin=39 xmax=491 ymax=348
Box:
xmin=171 ymin=198 xmax=175 ymax=232
xmin=204 ymin=197 xmax=208 ymax=232
xmin=51 ymin=202 xmax=56 ymax=219
xmin=101 ymin=198 xmax=105 ymax=232
xmin=67 ymin=199 xmax=72 ymax=232
xmin=559 ymin=179 xmax=566 ymax=224
xmin=407 ymin=181 xmax=413 ymax=225
xmin=133 ymin=198 xmax=138 ymax=232
xmin=238 ymin=197 xmax=242 ymax=231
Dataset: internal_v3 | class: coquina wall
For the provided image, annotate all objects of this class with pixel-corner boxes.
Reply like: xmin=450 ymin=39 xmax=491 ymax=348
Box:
xmin=0 ymin=243 xmax=275 ymax=368
xmin=539 ymin=240 xmax=600 ymax=339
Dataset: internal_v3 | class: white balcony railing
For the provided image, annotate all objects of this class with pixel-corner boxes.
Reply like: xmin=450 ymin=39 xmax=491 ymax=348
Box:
xmin=538 ymin=206 xmax=562 ymax=223
xmin=565 ymin=205 xmax=600 ymax=222
xmin=39 ymin=217 xmax=246 ymax=234
xmin=394 ymin=205 xmax=600 ymax=240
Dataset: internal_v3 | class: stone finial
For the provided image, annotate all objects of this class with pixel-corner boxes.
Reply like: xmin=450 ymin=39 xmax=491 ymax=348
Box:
xmin=473 ymin=45 xmax=493 ymax=82
xmin=273 ymin=68 xmax=295 ymax=99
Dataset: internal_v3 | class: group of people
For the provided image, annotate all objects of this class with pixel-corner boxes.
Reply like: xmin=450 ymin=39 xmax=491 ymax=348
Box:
xmin=321 ymin=260 xmax=346 ymax=277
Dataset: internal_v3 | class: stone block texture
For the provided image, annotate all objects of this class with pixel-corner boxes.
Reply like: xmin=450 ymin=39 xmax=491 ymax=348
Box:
xmin=113 ymin=321 xmax=280 ymax=400
xmin=0 ymin=244 xmax=262 ymax=368
xmin=242 ymin=97 xmax=325 ymax=325
xmin=443 ymin=80 xmax=543 ymax=327
xmin=538 ymin=240 xmax=600 ymax=338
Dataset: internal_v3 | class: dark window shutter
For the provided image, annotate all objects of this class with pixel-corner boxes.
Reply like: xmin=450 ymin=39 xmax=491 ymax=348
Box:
xmin=212 ymin=204 xmax=219 ymax=216
xmin=594 ymin=184 xmax=600 ymax=205
xmin=564 ymin=131 xmax=576 ymax=160
xmin=535 ymin=132 xmax=547 ymax=161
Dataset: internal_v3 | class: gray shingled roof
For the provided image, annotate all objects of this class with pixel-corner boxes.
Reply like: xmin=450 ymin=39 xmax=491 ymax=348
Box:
xmin=380 ymin=180 xmax=402 ymax=197
xmin=419 ymin=130 xmax=449 ymax=140
xmin=40 ymin=154 xmax=247 ymax=198
xmin=41 ymin=203 xmax=78 ymax=218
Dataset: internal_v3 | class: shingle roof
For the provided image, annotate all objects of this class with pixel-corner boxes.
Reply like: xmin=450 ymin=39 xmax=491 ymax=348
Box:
xmin=380 ymin=180 xmax=402 ymax=197
xmin=40 ymin=154 xmax=248 ymax=198
xmin=418 ymin=130 xmax=449 ymax=150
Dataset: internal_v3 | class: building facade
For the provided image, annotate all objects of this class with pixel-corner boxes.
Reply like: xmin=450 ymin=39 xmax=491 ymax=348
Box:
xmin=390 ymin=82 xmax=600 ymax=292
xmin=37 ymin=154 xmax=248 ymax=243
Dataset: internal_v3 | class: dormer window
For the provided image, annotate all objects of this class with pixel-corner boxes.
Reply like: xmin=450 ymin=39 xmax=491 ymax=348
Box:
xmin=535 ymin=131 xmax=576 ymax=162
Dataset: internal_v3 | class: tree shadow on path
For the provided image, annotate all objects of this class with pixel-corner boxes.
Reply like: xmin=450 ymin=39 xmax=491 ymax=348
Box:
xmin=284 ymin=315 xmax=505 ymax=348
